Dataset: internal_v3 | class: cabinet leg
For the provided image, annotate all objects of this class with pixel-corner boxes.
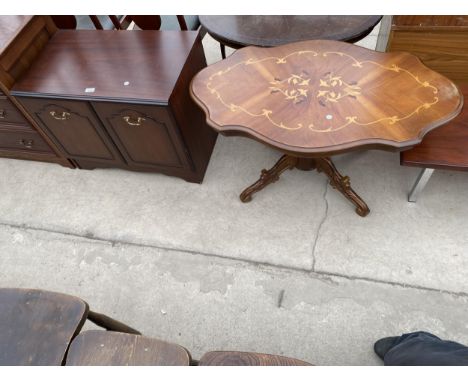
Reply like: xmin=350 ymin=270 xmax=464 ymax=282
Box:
xmin=316 ymin=157 xmax=370 ymax=217
xmin=240 ymin=155 xmax=298 ymax=202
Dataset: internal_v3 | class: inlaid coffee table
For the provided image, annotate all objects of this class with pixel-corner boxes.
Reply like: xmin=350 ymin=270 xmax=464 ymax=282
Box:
xmin=190 ymin=40 xmax=462 ymax=216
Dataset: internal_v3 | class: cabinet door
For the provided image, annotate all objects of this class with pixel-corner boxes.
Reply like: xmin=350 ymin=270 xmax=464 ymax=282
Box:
xmin=92 ymin=102 xmax=191 ymax=170
xmin=17 ymin=98 xmax=124 ymax=164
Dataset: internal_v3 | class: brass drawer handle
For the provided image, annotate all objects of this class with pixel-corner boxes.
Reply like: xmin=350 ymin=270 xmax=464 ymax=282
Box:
xmin=123 ymin=116 xmax=145 ymax=126
xmin=0 ymin=110 xmax=5 ymax=119
xmin=18 ymin=139 xmax=34 ymax=149
xmin=50 ymin=111 xmax=70 ymax=120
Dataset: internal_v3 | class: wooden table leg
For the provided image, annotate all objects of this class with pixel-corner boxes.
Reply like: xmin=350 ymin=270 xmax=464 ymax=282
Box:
xmin=315 ymin=157 xmax=370 ymax=217
xmin=240 ymin=155 xmax=369 ymax=217
xmin=220 ymin=43 xmax=227 ymax=59
xmin=240 ymin=155 xmax=297 ymax=202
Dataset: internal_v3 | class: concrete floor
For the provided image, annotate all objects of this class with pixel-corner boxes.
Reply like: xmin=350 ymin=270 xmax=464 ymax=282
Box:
xmin=1 ymin=23 xmax=468 ymax=365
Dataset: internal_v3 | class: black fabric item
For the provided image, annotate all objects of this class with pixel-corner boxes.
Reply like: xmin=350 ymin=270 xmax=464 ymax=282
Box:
xmin=382 ymin=331 xmax=468 ymax=366
xmin=374 ymin=336 xmax=400 ymax=360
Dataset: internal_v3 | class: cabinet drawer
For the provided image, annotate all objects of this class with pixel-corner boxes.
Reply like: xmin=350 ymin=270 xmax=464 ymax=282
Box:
xmin=0 ymin=128 xmax=53 ymax=153
xmin=17 ymin=98 xmax=124 ymax=164
xmin=0 ymin=97 xmax=30 ymax=126
xmin=92 ymin=102 xmax=191 ymax=170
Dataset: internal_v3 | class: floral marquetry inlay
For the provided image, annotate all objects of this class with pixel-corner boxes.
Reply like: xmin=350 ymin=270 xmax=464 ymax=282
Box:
xmin=202 ymin=49 xmax=443 ymax=133
xmin=268 ymin=71 xmax=362 ymax=106
xmin=269 ymin=73 xmax=311 ymax=104
xmin=317 ymin=73 xmax=361 ymax=104
xmin=191 ymin=40 xmax=462 ymax=153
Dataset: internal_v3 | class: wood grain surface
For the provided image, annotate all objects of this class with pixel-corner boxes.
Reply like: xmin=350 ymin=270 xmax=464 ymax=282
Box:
xmin=66 ymin=330 xmax=191 ymax=366
xmin=191 ymin=40 xmax=462 ymax=156
xmin=0 ymin=288 xmax=88 ymax=365
xmin=392 ymin=15 xmax=468 ymax=28
xmin=92 ymin=101 xmax=191 ymax=169
xmin=12 ymin=30 xmax=216 ymax=183
xmin=0 ymin=96 xmax=30 ymax=125
xmin=17 ymin=97 xmax=126 ymax=164
xmin=385 ymin=17 xmax=468 ymax=171
xmin=0 ymin=16 xmax=33 ymax=56
xmin=199 ymin=351 xmax=312 ymax=366
xmin=199 ymin=16 xmax=382 ymax=49
xmin=401 ymin=84 xmax=468 ymax=170
xmin=0 ymin=16 xmax=72 ymax=167
xmin=0 ymin=15 xmax=56 ymax=91
xmin=386 ymin=16 xmax=468 ymax=84
xmin=12 ymin=30 xmax=200 ymax=103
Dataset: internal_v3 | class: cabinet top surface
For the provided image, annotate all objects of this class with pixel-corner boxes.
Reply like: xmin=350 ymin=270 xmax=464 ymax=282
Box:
xmin=0 ymin=15 xmax=34 ymax=56
xmin=12 ymin=30 xmax=200 ymax=102
xmin=392 ymin=15 xmax=468 ymax=27
xmin=190 ymin=39 xmax=463 ymax=155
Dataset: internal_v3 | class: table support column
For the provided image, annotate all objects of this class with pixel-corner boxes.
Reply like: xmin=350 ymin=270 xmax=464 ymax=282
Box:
xmin=239 ymin=155 xmax=370 ymax=217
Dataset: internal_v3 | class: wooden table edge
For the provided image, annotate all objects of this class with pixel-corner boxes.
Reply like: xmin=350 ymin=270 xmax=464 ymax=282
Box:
xmin=198 ymin=350 xmax=313 ymax=366
xmin=189 ymin=81 xmax=464 ymax=157
xmin=0 ymin=288 xmax=90 ymax=366
xmin=199 ymin=16 xmax=383 ymax=49
xmin=67 ymin=330 xmax=192 ymax=366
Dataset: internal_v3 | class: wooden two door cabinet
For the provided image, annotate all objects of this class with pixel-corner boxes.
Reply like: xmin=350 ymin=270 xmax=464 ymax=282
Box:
xmin=13 ymin=30 xmax=217 ymax=183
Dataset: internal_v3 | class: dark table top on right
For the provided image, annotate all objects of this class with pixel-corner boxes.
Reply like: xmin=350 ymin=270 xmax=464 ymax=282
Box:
xmin=199 ymin=15 xmax=382 ymax=49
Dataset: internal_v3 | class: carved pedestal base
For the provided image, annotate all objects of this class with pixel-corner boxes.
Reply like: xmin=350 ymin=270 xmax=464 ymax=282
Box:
xmin=240 ymin=155 xmax=370 ymax=217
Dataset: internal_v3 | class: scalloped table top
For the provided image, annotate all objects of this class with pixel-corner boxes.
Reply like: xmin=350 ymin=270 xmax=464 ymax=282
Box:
xmin=190 ymin=40 xmax=463 ymax=156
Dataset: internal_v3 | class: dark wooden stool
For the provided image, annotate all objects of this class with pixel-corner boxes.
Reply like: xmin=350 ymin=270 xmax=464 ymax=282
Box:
xmin=0 ymin=288 xmax=140 ymax=365
xmin=198 ymin=351 xmax=312 ymax=366
xmin=66 ymin=331 xmax=191 ymax=366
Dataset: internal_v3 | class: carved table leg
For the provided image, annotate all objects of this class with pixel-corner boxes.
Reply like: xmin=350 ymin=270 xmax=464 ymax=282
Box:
xmin=240 ymin=155 xmax=298 ymax=202
xmin=315 ymin=157 xmax=370 ymax=217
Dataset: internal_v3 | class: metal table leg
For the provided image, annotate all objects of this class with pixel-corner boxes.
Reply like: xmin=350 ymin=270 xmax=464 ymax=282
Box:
xmin=408 ymin=168 xmax=435 ymax=202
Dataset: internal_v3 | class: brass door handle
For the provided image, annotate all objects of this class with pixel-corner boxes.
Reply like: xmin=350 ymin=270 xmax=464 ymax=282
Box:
xmin=50 ymin=111 xmax=70 ymax=120
xmin=123 ymin=116 xmax=145 ymax=126
xmin=0 ymin=110 xmax=5 ymax=119
xmin=18 ymin=139 xmax=34 ymax=149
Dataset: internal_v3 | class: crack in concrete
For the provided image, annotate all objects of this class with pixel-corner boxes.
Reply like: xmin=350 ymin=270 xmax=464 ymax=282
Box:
xmin=316 ymin=270 xmax=468 ymax=299
xmin=2 ymin=220 xmax=468 ymax=299
xmin=0 ymin=220 xmax=306 ymax=273
xmin=311 ymin=180 xmax=329 ymax=272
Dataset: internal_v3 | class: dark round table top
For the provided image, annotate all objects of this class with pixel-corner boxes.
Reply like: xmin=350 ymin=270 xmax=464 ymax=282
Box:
xmin=199 ymin=15 xmax=382 ymax=49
